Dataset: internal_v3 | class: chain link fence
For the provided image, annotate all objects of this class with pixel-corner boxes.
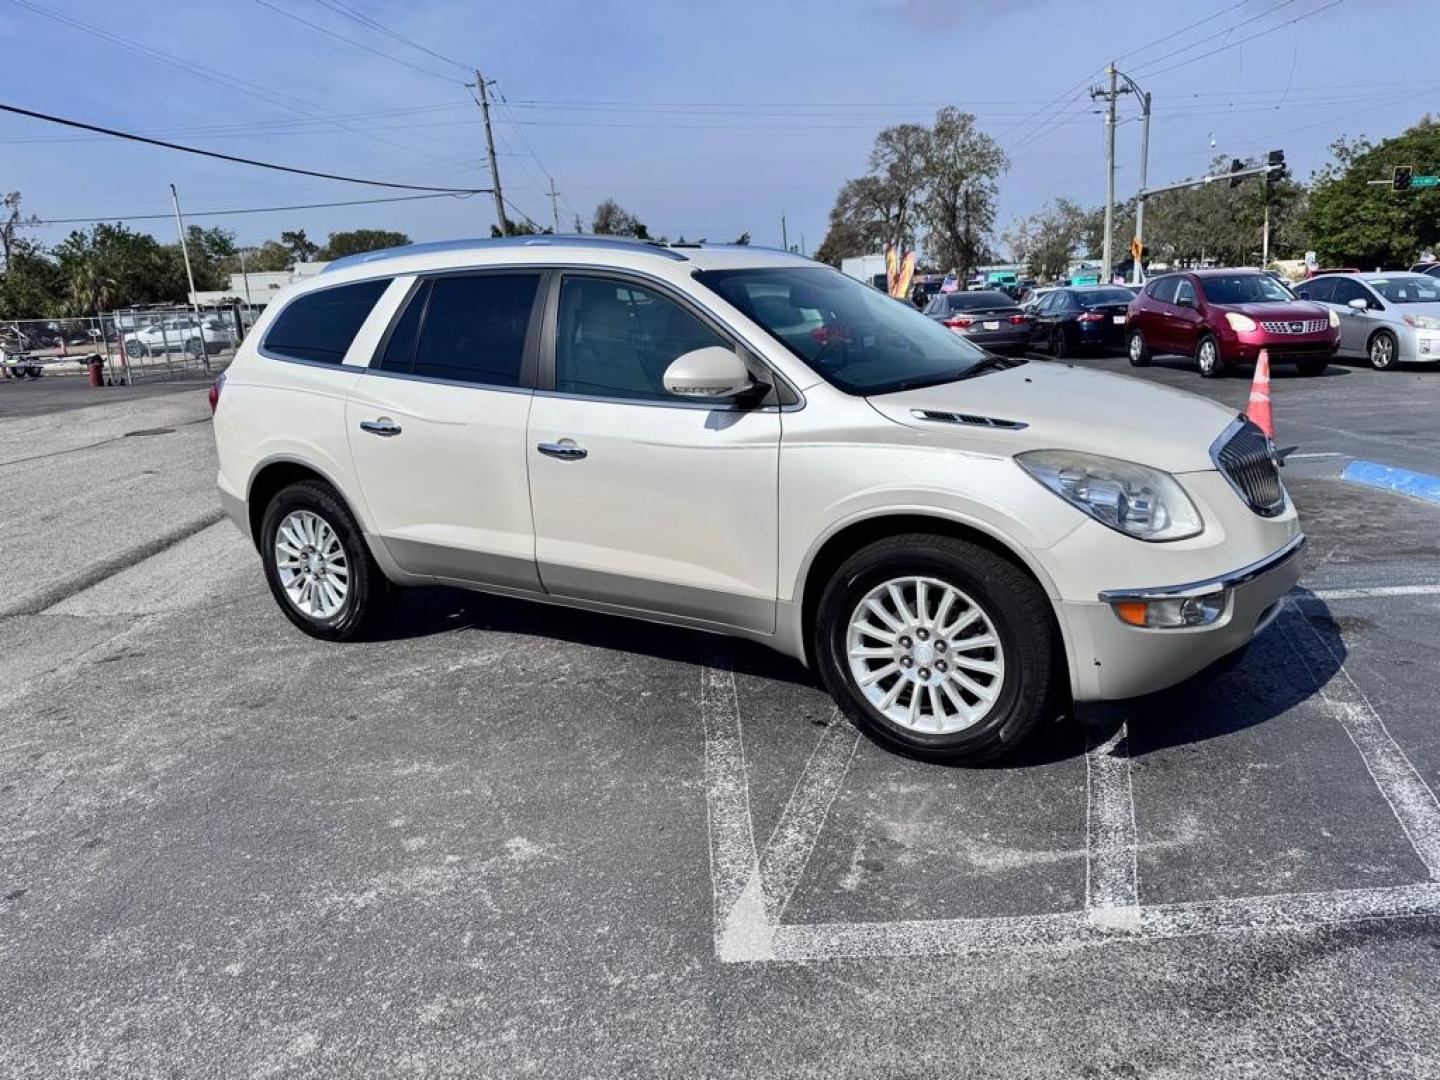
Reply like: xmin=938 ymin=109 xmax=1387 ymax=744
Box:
xmin=2 ymin=304 xmax=260 ymax=384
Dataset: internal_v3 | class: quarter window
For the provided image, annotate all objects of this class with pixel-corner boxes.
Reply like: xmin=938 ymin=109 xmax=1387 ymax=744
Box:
xmin=264 ymin=278 xmax=390 ymax=365
xmin=382 ymin=273 xmax=540 ymax=386
xmin=1148 ymin=277 xmax=1179 ymax=304
xmin=554 ymin=276 xmax=729 ymax=402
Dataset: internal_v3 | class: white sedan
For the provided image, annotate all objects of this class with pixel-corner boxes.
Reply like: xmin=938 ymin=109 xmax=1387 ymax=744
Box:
xmin=123 ymin=317 xmax=233 ymax=358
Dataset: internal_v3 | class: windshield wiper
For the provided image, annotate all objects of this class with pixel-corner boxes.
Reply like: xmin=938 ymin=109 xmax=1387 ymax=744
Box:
xmin=956 ymin=354 xmax=1015 ymax=380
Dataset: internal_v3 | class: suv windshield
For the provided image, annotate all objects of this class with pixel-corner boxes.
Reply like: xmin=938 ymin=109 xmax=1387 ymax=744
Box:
xmin=1367 ymin=275 xmax=1440 ymax=304
xmin=1198 ymin=274 xmax=1295 ymax=304
xmin=695 ymin=266 xmax=1007 ymax=395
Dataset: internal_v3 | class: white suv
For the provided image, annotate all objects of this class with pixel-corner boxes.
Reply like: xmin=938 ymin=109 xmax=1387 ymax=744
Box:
xmin=212 ymin=237 xmax=1303 ymax=763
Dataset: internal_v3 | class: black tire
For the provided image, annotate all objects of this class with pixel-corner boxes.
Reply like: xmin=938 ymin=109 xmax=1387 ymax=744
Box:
xmin=1127 ymin=329 xmax=1151 ymax=367
xmin=1367 ymin=330 xmax=1398 ymax=371
xmin=124 ymin=340 xmax=146 ymax=359
xmin=1196 ymin=334 xmax=1227 ymax=378
xmin=813 ymin=534 xmax=1064 ymax=765
xmin=259 ymin=479 xmax=393 ymax=641
xmin=1051 ymin=326 xmax=1073 ymax=359
xmin=1296 ymin=356 xmax=1329 ymax=377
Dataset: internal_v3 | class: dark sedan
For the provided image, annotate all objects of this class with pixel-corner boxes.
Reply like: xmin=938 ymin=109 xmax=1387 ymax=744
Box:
xmin=1027 ymin=285 xmax=1134 ymax=357
xmin=921 ymin=289 xmax=1030 ymax=354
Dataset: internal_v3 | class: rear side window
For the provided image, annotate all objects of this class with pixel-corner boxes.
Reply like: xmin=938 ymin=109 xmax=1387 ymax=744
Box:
xmin=1147 ymin=277 xmax=1179 ymax=304
xmin=264 ymin=279 xmax=390 ymax=365
xmin=380 ymin=273 xmax=540 ymax=387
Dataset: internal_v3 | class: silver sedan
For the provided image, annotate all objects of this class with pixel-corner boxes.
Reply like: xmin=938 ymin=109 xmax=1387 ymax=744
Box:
xmin=1295 ymin=272 xmax=1440 ymax=369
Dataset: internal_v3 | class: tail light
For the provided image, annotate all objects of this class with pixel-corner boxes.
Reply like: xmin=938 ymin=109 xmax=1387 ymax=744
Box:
xmin=943 ymin=317 xmax=974 ymax=330
xmin=1077 ymin=311 xmax=1105 ymax=323
xmin=207 ymin=372 xmax=225 ymax=414
xmin=1008 ymin=314 xmax=1028 ymax=325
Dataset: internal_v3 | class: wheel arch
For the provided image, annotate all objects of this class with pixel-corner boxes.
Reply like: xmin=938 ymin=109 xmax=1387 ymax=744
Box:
xmin=245 ymin=456 xmax=359 ymax=554
xmin=792 ymin=510 xmax=1069 ymax=679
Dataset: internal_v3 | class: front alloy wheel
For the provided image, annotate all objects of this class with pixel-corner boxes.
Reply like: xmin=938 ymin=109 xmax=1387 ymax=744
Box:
xmin=846 ymin=577 xmax=1005 ymax=734
xmin=1369 ymin=331 xmax=1397 ymax=370
xmin=814 ymin=534 xmax=1062 ymax=764
xmin=1197 ymin=336 xmax=1225 ymax=378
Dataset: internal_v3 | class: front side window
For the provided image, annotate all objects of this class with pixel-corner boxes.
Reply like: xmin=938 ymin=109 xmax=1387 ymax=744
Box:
xmin=554 ymin=276 xmax=728 ymax=402
xmin=1296 ymin=277 xmax=1335 ymax=303
xmin=697 ymin=266 xmax=1004 ymax=396
xmin=380 ymin=273 xmax=540 ymax=386
xmin=1328 ymin=278 xmax=1373 ymax=309
xmin=264 ymin=278 xmax=390 ymax=365
xmin=1148 ymin=277 xmax=1179 ymax=304
xmin=1197 ymin=274 xmax=1295 ymax=305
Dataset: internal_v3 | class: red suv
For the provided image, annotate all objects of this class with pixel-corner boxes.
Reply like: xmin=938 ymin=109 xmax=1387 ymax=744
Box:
xmin=1126 ymin=269 xmax=1340 ymax=378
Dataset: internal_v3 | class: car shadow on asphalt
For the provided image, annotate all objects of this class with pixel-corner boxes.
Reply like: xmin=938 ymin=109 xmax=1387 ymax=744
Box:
xmin=378 ymin=584 xmax=1344 ymax=766
xmin=377 ymin=583 xmax=817 ymax=688
xmin=1095 ymin=587 xmax=1345 ymax=757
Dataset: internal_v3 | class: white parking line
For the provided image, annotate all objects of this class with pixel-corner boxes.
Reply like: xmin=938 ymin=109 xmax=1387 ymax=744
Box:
xmin=1084 ymin=722 xmax=1140 ymax=919
xmin=1304 ymin=583 xmax=1440 ymax=602
xmin=757 ymin=712 xmax=861 ymax=922
xmin=1279 ymin=606 xmax=1440 ymax=878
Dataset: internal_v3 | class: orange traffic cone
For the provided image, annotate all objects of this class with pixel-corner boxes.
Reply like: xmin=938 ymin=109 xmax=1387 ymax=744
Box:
xmin=1246 ymin=349 xmax=1274 ymax=441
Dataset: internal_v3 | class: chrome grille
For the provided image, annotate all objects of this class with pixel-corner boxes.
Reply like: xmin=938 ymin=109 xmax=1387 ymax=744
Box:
xmin=1213 ymin=419 xmax=1285 ymax=517
xmin=1259 ymin=319 xmax=1328 ymax=334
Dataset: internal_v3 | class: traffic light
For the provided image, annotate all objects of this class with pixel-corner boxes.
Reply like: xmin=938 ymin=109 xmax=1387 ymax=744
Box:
xmin=1266 ymin=149 xmax=1287 ymax=180
xmin=1394 ymin=166 xmax=1414 ymax=191
xmin=1228 ymin=158 xmax=1247 ymax=188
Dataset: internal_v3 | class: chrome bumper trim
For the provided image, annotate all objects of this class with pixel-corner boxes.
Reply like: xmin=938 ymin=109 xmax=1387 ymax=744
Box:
xmin=1097 ymin=534 xmax=1306 ymax=603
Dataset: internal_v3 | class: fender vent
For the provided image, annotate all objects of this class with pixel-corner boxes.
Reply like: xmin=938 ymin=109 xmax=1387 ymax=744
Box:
xmin=910 ymin=410 xmax=1028 ymax=431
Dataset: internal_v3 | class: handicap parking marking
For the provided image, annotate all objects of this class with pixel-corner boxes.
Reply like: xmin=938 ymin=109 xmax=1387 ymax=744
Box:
xmin=701 ymin=597 xmax=1440 ymax=964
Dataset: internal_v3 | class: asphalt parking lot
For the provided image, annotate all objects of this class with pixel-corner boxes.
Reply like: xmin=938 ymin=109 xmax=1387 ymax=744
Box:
xmin=2 ymin=360 xmax=1439 ymax=1078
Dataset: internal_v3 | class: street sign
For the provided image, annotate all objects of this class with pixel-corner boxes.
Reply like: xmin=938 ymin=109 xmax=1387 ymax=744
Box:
xmin=1414 ymin=175 xmax=1440 ymax=188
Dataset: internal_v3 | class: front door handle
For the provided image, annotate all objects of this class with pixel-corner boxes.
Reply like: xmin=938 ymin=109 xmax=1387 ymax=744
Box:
xmin=359 ymin=418 xmax=402 ymax=437
xmin=537 ymin=440 xmax=587 ymax=461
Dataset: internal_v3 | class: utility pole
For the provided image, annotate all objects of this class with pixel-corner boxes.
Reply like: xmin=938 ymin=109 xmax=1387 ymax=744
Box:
xmin=545 ymin=176 xmax=561 ymax=234
xmin=473 ymin=70 xmax=507 ymax=235
xmin=1132 ymin=87 xmax=1151 ymax=285
xmin=781 ymin=214 xmax=788 ymax=252
xmin=1091 ymin=65 xmax=1121 ymax=284
xmin=169 ymin=183 xmax=208 ymax=372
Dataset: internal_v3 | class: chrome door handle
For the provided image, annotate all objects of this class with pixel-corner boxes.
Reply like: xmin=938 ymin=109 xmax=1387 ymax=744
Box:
xmin=359 ymin=418 xmax=402 ymax=437
xmin=537 ymin=440 xmax=587 ymax=461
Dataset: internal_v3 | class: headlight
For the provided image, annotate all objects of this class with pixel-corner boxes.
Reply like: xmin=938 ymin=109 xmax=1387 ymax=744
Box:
xmin=1403 ymin=314 xmax=1440 ymax=330
xmin=1328 ymin=308 xmax=1341 ymax=328
xmin=1016 ymin=450 xmax=1203 ymax=542
xmin=1224 ymin=312 xmax=1257 ymax=333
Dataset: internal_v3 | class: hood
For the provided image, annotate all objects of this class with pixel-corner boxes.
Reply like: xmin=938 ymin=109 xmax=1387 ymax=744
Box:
xmin=867 ymin=360 xmax=1236 ymax=473
xmin=1215 ymin=299 xmax=1329 ymax=321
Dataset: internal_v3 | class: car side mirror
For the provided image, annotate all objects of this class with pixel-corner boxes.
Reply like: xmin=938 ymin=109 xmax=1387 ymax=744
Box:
xmin=1176 ymin=295 xmax=1195 ymax=309
xmin=662 ymin=345 xmax=756 ymax=400
xmin=1347 ymin=298 xmax=1369 ymax=311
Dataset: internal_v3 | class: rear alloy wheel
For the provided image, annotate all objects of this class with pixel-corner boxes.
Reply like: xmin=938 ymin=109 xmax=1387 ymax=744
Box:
xmin=1051 ymin=327 xmax=1072 ymax=359
xmin=1368 ymin=331 xmax=1398 ymax=371
xmin=814 ymin=534 xmax=1062 ymax=764
xmin=1127 ymin=329 xmax=1151 ymax=367
xmin=260 ymin=480 xmax=392 ymax=641
xmin=1196 ymin=335 xmax=1226 ymax=378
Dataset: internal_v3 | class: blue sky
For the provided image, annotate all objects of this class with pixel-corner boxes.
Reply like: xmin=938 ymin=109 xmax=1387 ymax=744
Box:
xmin=1 ymin=0 xmax=1433 ymax=257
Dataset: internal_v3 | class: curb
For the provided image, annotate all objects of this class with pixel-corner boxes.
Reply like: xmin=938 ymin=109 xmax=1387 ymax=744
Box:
xmin=1341 ymin=460 xmax=1440 ymax=507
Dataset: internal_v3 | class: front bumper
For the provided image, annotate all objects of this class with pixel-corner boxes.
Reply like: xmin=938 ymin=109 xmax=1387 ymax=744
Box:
xmin=1226 ymin=327 xmax=1339 ymax=363
xmin=1059 ymin=534 xmax=1305 ymax=701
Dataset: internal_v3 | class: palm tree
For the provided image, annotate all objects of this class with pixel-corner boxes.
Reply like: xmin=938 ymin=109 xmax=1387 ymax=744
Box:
xmin=66 ymin=257 xmax=116 ymax=318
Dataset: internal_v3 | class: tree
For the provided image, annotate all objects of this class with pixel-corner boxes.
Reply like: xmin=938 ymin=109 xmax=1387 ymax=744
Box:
xmin=919 ymin=107 xmax=1008 ymax=283
xmin=489 ymin=218 xmax=549 ymax=237
xmin=591 ymin=199 xmax=649 ymax=239
xmin=1007 ymin=197 xmax=1088 ymax=280
xmin=53 ymin=223 xmax=187 ymax=311
xmin=0 ymin=237 xmax=64 ymax=320
xmin=868 ymin=122 xmax=931 ymax=252
xmin=2 ymin=192 xmax=37 ymax=273
xmin=731 ymin=231 xmax=751 ymax=246
xmin=319 ymin=229 xmax=411 ymax=260
xmin=1305 ymin=117 xmax=1440 ymax=267
xmin=280 ymin=229 xmax=319 ymax=262
xmin=815 ymin=176 xmax=906 ymax=265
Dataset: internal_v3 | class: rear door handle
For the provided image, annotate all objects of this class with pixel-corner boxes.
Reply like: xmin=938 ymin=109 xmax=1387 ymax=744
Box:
xmin=359 ymin=418 xmax=402 ymax=437
xmin=537 ymin=440 xmax=587 ymax=461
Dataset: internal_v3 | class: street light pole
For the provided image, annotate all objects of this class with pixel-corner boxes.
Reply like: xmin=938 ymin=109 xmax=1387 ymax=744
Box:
xmin=170 ymin=183 xmax=209 ymax=372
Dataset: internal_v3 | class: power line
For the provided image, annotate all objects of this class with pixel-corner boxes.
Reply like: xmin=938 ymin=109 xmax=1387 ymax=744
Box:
xmin=250 ymin=0 xmax=460 ymax=83
xmin=1132 ymin=0 xmax=1341 ymax=79
xmin=29 ymin=192 xmax=474 ymax=226
xmin=0 ymin=102 xmax=490 ymax=193
xmin=1114 ymin=0 xmax=1254 ymax=63
xmin=310 ymin=0 xmax=473 ymax=73
xmin=3 ymin=0 xmax=479 ymax=174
